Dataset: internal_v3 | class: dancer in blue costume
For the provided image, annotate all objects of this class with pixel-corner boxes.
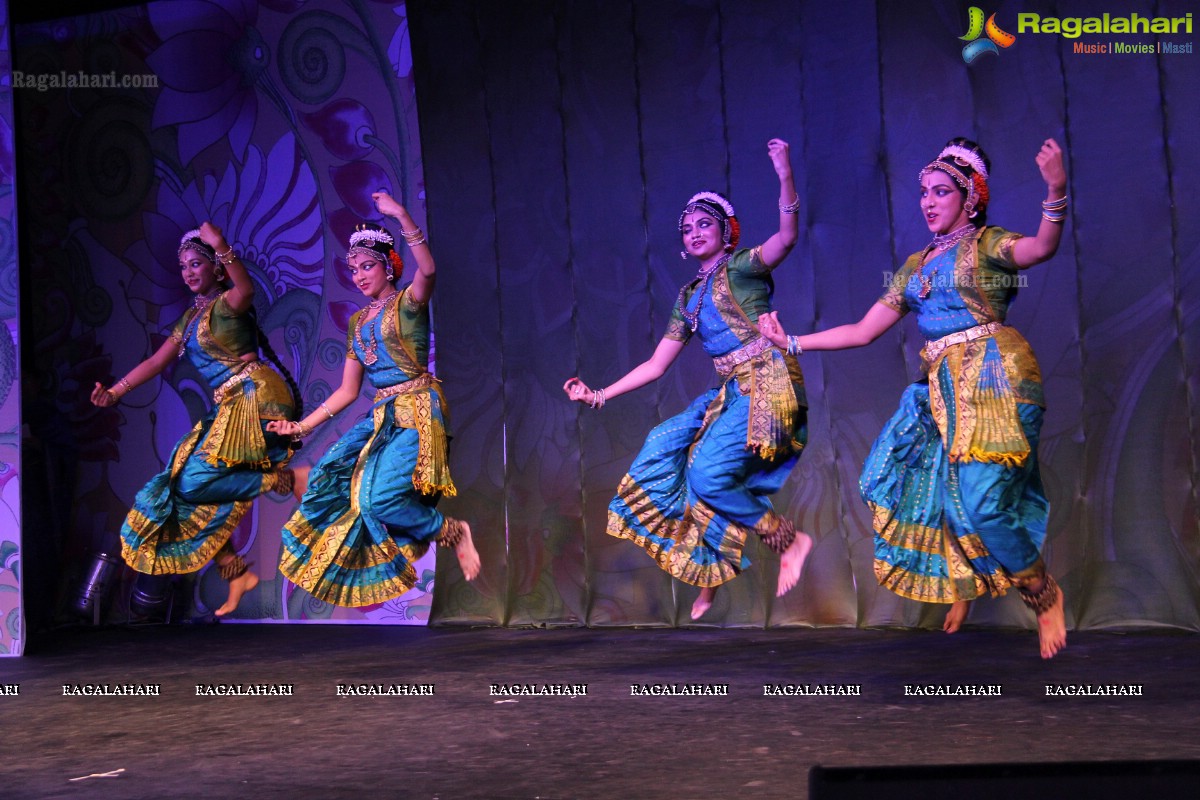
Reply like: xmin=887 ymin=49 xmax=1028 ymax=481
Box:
xmin=91 ymin=223 xmax=302 ymax=616
xmin=760 ymin=137 xmax=1069 ymax=658
xmin=565 ymin=139 xmax=812 ymax=621
xmin=268 ymin=192 xmax=480 ymax=607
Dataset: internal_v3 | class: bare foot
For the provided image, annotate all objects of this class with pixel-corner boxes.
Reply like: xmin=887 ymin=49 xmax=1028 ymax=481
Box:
xmin=215 ymin=569 xmax=259 ymax=617
xmin=690 ymin=586 xmax=716 ymax=620
xmin=943 ymin=600 xmax=969 ymax=633
xmin=1037 ymin=583 xmax=1067 ymax=659
xmin=292 ymin=465 xmax=310 ymax=499
xmin=776 ymin=531 xmax=813 ymax=597
xmin=455 ymin=522 xmax=481 ymax=580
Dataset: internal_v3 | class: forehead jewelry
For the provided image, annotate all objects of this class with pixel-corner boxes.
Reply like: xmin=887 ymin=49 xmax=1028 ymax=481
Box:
xmin=177 ymin=229 xmax=216 ymax=262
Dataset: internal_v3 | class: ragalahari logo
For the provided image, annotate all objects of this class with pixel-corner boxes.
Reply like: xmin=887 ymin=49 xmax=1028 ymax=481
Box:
xmin=960 ymin=7 xmax=1017 ymax=63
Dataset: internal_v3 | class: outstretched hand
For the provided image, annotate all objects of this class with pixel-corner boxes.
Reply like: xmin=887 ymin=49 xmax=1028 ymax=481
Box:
xmin=266 ymin=420 xmax=303 ymax=436
xmin=757 ymin=311 xmax=789 ymax=349
xmin=562 ymin=377 xmax=595 ymax=405
xmin=90 ymin=382 xmax=117 ymax=408
xmin=1035 ymin=138 xmax=1067 ymax=193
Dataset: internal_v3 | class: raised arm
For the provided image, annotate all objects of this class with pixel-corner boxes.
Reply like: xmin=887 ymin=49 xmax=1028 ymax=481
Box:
xmin=267 ymin=356 xmax=365 ymax=438
xmin=759 ymin=302 xmax=903 ymax=353
xmin=90 ymin=336 xmax=182 ymax=407
xmin=374 ymin=191 xmax=435 ymax=305
xmin=199 ymin=222 xmax=255 ymax=315
xmin=563 ymin=337 xmax=686 ymax=407
xmin=1010 ymin=138 xmax=1068 ymax=269
xmin=758 ymin=138 xmax=801 ymax=269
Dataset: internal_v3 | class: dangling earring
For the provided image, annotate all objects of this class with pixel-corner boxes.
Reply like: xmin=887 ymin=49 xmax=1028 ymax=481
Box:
xmin=964 ymin=201 xmax=977 ymax=219
xmin=680 ymin=250 xmax=688 ymax=260
xmin=214 ymin=267 xmax=226 ymax=281
xmin=386 ymin=269 xmax=394 ymax=282
xmin=724 ymin=243 xmax=734 ymax=252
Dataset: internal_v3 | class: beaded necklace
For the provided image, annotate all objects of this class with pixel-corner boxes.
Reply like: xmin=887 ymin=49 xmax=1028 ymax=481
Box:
xmin=918 ymin=224 xmax=975 ymax=299
xmin=930 ymin=222 xmax=976 ymax=252
xmin=677 ymin=253 xmax=732 ymax=333
xmin=354 ymin=290 xmax=399 ymax=366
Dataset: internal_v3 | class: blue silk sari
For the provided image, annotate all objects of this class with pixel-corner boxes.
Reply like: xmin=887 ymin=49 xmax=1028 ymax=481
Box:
xmin=121 ymin=295 xmax=295 ymax=574
xmin=278 ymin=288 xmax=456 ymax=607
xmin=863 ymin=226 xmax=1049 ymax=602
xmin=608 ymin=248 xmax=807 ymax=587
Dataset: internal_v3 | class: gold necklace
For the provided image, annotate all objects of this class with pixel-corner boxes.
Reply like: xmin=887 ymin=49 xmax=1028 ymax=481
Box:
xmin=354 ymin=291 xmax=398 ymax=365
xmin=918 ymin=225 xmax=974 ymax=299
xmin=178 ymin=291 xmax=221 ymax=359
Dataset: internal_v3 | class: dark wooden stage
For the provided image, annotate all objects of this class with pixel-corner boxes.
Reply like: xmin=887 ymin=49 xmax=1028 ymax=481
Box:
xmin=2 ymin=625 xmax=1198 ymax=798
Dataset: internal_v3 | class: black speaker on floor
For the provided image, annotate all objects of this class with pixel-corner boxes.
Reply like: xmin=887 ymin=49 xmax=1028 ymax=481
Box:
xmin=810 ymin=760 xmax=1200 ymax=799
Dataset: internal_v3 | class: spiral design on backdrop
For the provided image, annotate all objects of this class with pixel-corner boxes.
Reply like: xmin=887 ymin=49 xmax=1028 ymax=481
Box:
xmin=278 ymin=12 xmax=353 ymax=105
xmin=62 ymin=242 xmax=113 ymax=329
xmin=318 ymin=337 xmax=346 ymax=372
xmin=69 ymin=102 xmax=154 ymax=222
xmin=0 ymin=217 xmax=17 ymax=310
xmin=287 ymin=583 xmax=334 ymax=621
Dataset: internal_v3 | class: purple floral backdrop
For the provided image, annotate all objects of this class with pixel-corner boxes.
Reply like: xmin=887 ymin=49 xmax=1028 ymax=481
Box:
xmin=0 ymin=0 xmax=22 ymax=655
xmin=16 ymin=0 xmax=438 ymax=626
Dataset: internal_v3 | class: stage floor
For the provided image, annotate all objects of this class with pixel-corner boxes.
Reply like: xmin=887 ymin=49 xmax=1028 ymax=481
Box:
xmin=1 ymin=625 xmax=1198 ymax=798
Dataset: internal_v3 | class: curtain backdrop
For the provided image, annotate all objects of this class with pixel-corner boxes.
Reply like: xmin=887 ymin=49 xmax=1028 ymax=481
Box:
xmin=410 ymin=0 xmax=1200 ymax=629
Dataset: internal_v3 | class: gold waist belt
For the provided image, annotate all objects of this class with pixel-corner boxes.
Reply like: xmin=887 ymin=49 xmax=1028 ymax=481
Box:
xmin=921 ymin=321 xmax=1004 ymax=364
xmin=212 ymin=361 xmax=263 ymax=404
xmin=374 ymin=372 xmax=436 ymax=403
xmin=713 ymin=336 xmax=773 ymax=380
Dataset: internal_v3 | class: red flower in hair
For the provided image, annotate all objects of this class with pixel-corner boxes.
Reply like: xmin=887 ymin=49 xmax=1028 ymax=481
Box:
xmin=972 ymin=173 xmax=990 ymax=211
xmin=389 ymin=249 xmax=404 ymax=276
xmin=728 ymin=217 xmax=741 ymax=249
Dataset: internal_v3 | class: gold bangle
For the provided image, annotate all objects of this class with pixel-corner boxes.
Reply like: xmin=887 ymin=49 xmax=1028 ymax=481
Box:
xmin=291 ymin=421 xmax=312 ymax=442
xmin=401 ymin=228 xmax=428 ymax=246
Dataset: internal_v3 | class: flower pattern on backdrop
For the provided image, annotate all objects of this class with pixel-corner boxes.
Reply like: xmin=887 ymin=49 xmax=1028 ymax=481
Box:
xmin=17 ymin=1 xmax=430 ymax=629
xmin=123 ymin=132 xmax=322 ymax=328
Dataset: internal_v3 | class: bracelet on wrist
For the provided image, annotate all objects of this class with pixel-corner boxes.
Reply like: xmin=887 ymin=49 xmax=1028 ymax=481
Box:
xmin=400 ymin=227 xmax=428 ymax=247
xmin=291 ymin=421 xmax=313 ymax=442
xmin=1040 ymin=195 xmax=1068 ymax=224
